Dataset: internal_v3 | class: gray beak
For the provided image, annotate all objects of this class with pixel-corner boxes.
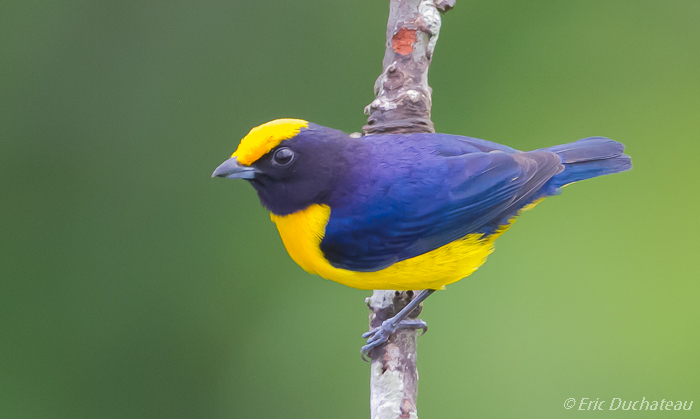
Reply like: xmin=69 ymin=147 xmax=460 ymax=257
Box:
xmin=211 ymin=156 xmax=259 ymax=179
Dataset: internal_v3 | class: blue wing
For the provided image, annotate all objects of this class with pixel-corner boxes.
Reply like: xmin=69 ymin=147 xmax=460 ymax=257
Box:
xmin=320 ymin=134 xmax=563 ymax=272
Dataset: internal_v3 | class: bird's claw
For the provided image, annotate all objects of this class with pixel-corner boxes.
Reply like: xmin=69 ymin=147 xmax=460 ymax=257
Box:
xmin=360 ymin=318 xmax=428 ymax=361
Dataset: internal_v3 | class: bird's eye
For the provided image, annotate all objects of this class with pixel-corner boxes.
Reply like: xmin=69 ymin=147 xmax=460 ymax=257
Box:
xmin=272 ymin=147 xmax=295 ymax=166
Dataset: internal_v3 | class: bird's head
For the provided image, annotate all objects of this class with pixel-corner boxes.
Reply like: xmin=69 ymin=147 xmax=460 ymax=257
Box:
xmin=212 ymin=119 xmax=353 ymax=215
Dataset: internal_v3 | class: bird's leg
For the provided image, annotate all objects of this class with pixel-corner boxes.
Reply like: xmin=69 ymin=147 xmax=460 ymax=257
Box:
xmin=361 ymin=289 xmax=436 ymax=360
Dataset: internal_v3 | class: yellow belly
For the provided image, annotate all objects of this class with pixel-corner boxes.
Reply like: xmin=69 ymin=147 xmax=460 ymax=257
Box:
xmin=270 ymin=204 xmax=517 ymax=290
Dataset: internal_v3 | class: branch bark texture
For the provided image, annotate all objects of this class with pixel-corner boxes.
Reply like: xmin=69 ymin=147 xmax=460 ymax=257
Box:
xmin=366 ymin=291 xmax=423 ymax=419
xmin=363 ymin=1 xmax=454 ymax=419
xmin=363 ymin=0 xmax=454 ymax=136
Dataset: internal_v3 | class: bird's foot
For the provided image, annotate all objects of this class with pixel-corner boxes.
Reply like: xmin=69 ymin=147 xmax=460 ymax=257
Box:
xmin=361 ymin=318 xmax=428 ymax=361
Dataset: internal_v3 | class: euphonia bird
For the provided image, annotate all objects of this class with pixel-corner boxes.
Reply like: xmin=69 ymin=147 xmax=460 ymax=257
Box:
xmin=212 ymin=118 xmax=631 ymax=356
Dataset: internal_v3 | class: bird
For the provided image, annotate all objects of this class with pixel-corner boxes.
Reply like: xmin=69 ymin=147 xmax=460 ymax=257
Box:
xmin=212 ymin=118 xmax=632 ymax=357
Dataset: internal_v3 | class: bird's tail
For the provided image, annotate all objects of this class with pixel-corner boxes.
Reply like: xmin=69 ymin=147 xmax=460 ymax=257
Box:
xmin=542 ymin=137 xmax=632 ymax=192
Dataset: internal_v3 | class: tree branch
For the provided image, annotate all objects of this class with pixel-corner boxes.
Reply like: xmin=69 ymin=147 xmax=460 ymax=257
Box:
xmin=363 ymin=1 xmax=454 ymax=418
xmin=363 ymin=0 xmax=454 ymax=136
xmin=366 ymin=290 xmax=423 ymax=419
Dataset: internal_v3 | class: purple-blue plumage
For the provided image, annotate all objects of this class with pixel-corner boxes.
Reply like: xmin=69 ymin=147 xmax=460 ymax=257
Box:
xmin=543 ymin=137 xmax=632 ymax=189
xmin=243 ymin=124 xmax=631 ymax=272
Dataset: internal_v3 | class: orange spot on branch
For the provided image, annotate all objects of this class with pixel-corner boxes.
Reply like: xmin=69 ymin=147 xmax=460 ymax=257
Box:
xmin=392 ymin=28 xmax=417 ymax=55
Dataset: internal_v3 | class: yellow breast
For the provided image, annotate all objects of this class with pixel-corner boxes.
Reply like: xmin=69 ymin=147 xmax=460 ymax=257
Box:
xmin=270 ymin=204 xmax=515 ymax=290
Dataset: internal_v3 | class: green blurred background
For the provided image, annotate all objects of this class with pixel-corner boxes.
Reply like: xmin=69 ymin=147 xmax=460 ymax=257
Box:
xmin=2 ymin=0 xmax=698 ymax=417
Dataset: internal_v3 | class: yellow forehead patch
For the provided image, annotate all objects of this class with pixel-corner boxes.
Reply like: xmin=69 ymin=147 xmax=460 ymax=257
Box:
xmin=232 ymin=119 xmax=309 ymax=165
